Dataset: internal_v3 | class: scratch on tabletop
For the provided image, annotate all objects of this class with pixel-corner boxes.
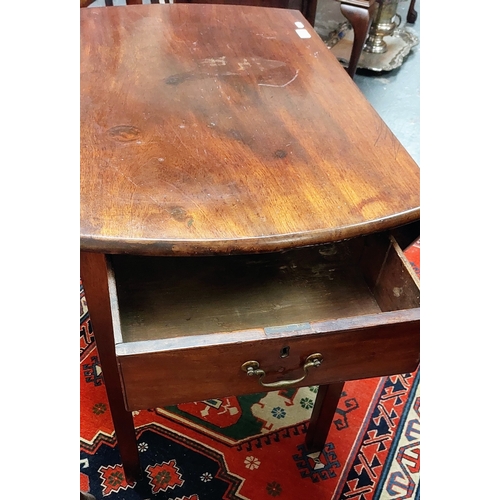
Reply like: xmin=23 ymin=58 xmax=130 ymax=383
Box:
xmin=258 ymin=69 xmax=299 ymax=88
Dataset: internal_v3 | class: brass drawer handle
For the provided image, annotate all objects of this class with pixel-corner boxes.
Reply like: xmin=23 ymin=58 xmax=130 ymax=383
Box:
xmin=241 ymin=353 xmax=323 ymax=389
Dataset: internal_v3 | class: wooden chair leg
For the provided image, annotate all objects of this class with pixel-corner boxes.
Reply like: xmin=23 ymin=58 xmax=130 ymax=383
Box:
xmin=305 ymin=382 xmax=345 ymax=452
xmin=81 ymin=252 xmax=142 ymax=484
xmin=340 ymin=1 xmax=377 ymax=78
xmin=302 ymin=0 xmax=318 ymax=27
xmin=406 ymin=0 xmax=417 ymax=23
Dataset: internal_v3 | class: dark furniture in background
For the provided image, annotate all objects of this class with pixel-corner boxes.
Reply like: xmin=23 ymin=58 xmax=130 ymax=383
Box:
xmin=337 ymin=0 xmax=377 ymax=77
xmin=81 ymin=0 xmax=317 ymax=26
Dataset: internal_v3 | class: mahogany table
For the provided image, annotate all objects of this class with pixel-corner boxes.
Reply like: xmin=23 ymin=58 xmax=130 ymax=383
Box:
xmin=80 ymin=3 xmax=420 ymax=483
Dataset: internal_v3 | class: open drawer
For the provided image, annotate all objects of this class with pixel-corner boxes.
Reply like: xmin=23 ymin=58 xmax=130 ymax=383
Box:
xmin=108 ymin=231 xmax=420 ymax=411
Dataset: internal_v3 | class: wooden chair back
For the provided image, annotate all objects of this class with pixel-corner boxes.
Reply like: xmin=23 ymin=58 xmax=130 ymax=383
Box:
xmin=80 ymin=0 xmax=316 ymax=27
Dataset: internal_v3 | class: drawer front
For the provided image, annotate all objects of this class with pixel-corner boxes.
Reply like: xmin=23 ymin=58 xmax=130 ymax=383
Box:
xmin=117 ymin=310 xmax=419 ymax=411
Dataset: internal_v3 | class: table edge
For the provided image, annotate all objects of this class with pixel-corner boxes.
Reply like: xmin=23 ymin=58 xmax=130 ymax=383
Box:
xmin=80 ymin=208 xmax=419 ymax=256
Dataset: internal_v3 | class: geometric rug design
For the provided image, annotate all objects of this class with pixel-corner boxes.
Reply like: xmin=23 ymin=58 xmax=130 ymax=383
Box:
xmin=81 ymin=241 xmax=420 ymax=500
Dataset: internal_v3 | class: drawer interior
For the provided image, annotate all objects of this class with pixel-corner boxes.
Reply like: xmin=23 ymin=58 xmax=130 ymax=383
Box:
xmin=108 ymin=232 xmax=419 ymax=345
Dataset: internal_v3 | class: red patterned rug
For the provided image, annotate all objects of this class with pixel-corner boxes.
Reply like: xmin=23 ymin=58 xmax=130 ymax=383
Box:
xmin=80 ymin=241 xmax=420 ymax=500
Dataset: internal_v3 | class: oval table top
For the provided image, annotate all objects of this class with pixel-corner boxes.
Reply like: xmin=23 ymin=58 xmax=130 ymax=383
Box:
xmin=80 ymin=3 xmax=419 ymax=256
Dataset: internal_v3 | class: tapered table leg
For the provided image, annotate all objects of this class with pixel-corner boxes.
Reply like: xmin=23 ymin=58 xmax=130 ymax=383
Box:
xmin=80 ymin=252 xmax=142 ymax=483
xmin=406 ymin=0 xmax=417 ymax=23
xmin=305 ymin=382 xmax=345 ymax=452
xmin=80 ymin=492 xmax=97 ymax=500
xmin=340 ymin=0 xmax=377 ymax=78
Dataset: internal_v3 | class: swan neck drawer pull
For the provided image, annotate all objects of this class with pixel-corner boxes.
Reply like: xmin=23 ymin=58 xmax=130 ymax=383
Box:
xmin=241 ymin=353 xmax=323 ymax=389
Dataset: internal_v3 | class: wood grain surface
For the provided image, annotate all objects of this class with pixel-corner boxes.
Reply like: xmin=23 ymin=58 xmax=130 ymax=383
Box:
xmin=80 ymin=4 xmax=420 ymax=256
xmin=109 ymin=240 xmax=380 ymax=342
